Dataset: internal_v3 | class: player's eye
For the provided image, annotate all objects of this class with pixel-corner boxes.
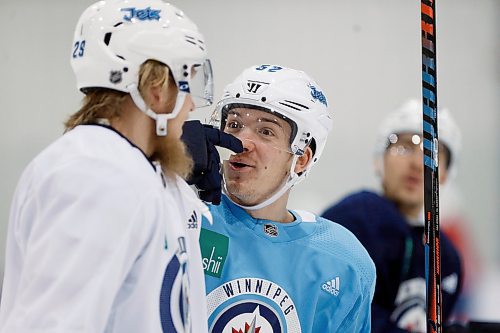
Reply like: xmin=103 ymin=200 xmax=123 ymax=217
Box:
xmin=258 ymin=127 xmax=275 ymax=137
xmin=225 ymin=120 xmax=242 ymax=130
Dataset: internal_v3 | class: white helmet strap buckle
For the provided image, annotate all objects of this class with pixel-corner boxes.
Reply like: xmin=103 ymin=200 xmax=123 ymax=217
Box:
xmin=155 ymin=114 xmax=168 ymax=136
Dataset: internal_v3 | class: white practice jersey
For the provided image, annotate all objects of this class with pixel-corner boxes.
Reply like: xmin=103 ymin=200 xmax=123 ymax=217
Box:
xmin=0 ymin=125 xmax=209 ymax=333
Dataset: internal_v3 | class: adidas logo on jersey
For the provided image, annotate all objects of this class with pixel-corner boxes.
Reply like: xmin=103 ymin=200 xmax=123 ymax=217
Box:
xmin=187 ymin=210 xmax=198 ymax=229
xmin=322 ymin=277 xmax=340 ymax=296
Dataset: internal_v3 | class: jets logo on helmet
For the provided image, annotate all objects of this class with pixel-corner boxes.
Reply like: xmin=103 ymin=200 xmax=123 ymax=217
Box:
xmin=308 ymin=84 xmax=328 ymax=107
xmin=178 ymin=81 xmax=191 ymax=93
xmin=121 ymin=7 xmax=161 ymax=21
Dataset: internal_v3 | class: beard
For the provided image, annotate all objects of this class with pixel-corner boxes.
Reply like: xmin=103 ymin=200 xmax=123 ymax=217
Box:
xmin=151 ymin=135 xmax=193 ymax=180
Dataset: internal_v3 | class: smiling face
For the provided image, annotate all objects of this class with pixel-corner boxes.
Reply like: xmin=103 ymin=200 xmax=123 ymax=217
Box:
xmin=382 ymin=133 xmax=449 ymax=217
xmin=221 ymin=107 xmax=295 ymax=206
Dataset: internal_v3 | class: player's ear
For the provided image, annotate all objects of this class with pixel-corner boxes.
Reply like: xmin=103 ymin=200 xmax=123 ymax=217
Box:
xmin=294 ymin=146 xmax=313 ymax=174
xmin=147 ymin=84 xmax=164 ymax=111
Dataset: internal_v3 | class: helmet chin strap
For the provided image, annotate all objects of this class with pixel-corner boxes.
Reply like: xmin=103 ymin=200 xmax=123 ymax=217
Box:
xmin=224 ymin=155 xmax=307 ymax=211
xmin=127 ymin=83 xmax=187 ymax=136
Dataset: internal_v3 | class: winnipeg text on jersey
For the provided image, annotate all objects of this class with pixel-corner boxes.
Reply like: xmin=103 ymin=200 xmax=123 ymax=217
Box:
xmin=206 ymin=278 xmax=302 ymax=333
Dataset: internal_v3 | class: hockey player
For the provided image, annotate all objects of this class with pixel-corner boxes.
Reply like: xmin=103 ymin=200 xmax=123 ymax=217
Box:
xmin=199 ymin=65 xmax=376 ymax=332
xmin=322 ymin=99 xmax=463 ymax=333
xmin=0 ymin=1 xmax=215 ymax=332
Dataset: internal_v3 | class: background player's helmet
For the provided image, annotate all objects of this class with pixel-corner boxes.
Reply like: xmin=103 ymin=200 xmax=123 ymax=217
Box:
xmin=375 ymin=98 xmax=461 ymax=173
xmin=71 ymin=0 xmax=213 ymax=135
xmin=212 ymin=64 xmax=333 ymax=209
xmin=213 ymin=64 xmax=332 ymax=179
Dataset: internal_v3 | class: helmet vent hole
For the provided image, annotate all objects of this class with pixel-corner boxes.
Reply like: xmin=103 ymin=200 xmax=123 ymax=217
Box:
xmin=123 ymin=67 xmax=128 ymax=72
xmin=261 ymin=97 xmax=267 ymax=102
xmin=113 ymin=22 xmax=123 ymax=27
xmin=116 ymin=55 xmax=125 ymax=60
xmin=104 ymin=32 xmax=112 ymax=46
xmin=235 ymin=93 xmax=240 ymax=98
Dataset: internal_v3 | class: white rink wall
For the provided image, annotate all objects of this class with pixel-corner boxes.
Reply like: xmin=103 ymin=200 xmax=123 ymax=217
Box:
xmin=0 ymin=0 xmax=498 ymax=320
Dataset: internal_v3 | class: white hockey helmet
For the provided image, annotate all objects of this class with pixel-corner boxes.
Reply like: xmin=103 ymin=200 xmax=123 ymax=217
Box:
xmin=212 ymin=64 xmax=333 ymax=210
xmin=375 ymin=98 xmax=461 ymax=171
xmin=213 ymin=64 xmax=332 ymax=176
xmin=71 ymin=0 xmax=213 ymax=135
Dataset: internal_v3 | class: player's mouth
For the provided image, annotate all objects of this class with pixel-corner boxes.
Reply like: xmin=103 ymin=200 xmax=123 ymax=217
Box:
xmin=228 ymin=158 xmax=254 ymax=171
xmin=404 ymin=175 xmax=422 ymax=188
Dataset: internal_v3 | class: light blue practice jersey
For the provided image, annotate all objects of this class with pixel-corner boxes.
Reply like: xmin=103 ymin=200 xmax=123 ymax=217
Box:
xmin=200 ymin=195 xmax=376 ymax=333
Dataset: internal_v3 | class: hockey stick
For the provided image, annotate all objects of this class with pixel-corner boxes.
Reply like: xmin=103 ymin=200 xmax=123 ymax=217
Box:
xmin=421 ymin=0 xmax=442 ymax=332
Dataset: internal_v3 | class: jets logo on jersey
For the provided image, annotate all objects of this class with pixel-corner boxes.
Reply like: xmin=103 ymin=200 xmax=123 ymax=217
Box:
xmin=391 ymin=277 xmax=426 ymax=331
xmin=160 ymin=236 xmax=191 ymax=332
xmin=206 ymin=278 xmax=302 ymax=333
xmin=233 ymin=316 xmax=261 ymax=333
xmin=321 ymin=276 xmax=340 ymax=296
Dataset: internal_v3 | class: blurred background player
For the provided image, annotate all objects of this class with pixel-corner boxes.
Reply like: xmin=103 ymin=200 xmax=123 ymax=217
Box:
xmin=0 ymin=1 xmax=214 ymax=332
xmin=322 ymin=99 xmax=463 ymax=332
xmin=198 ymin=65 xmax=376 ymax=332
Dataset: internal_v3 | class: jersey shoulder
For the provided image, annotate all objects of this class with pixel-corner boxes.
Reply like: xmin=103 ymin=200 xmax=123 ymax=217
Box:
xmin=36 ymin=125 xmax=159 ymax=191
xmin=309 ymin=215 xmax=376 ymax=287
xmin=19 ymin=125 xmax=166 ymax=230
xmin=322 ymin=190 xmax=408 ymax=234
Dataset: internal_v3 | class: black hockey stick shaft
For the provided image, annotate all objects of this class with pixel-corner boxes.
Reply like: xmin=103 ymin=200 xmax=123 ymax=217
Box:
xmin=421 ymin=0 xmax=443 ymax=332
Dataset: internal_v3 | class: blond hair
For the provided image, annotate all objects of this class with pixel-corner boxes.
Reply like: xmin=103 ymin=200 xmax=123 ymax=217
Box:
xmin=65 ymin=60 xmax=173 ymax=131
